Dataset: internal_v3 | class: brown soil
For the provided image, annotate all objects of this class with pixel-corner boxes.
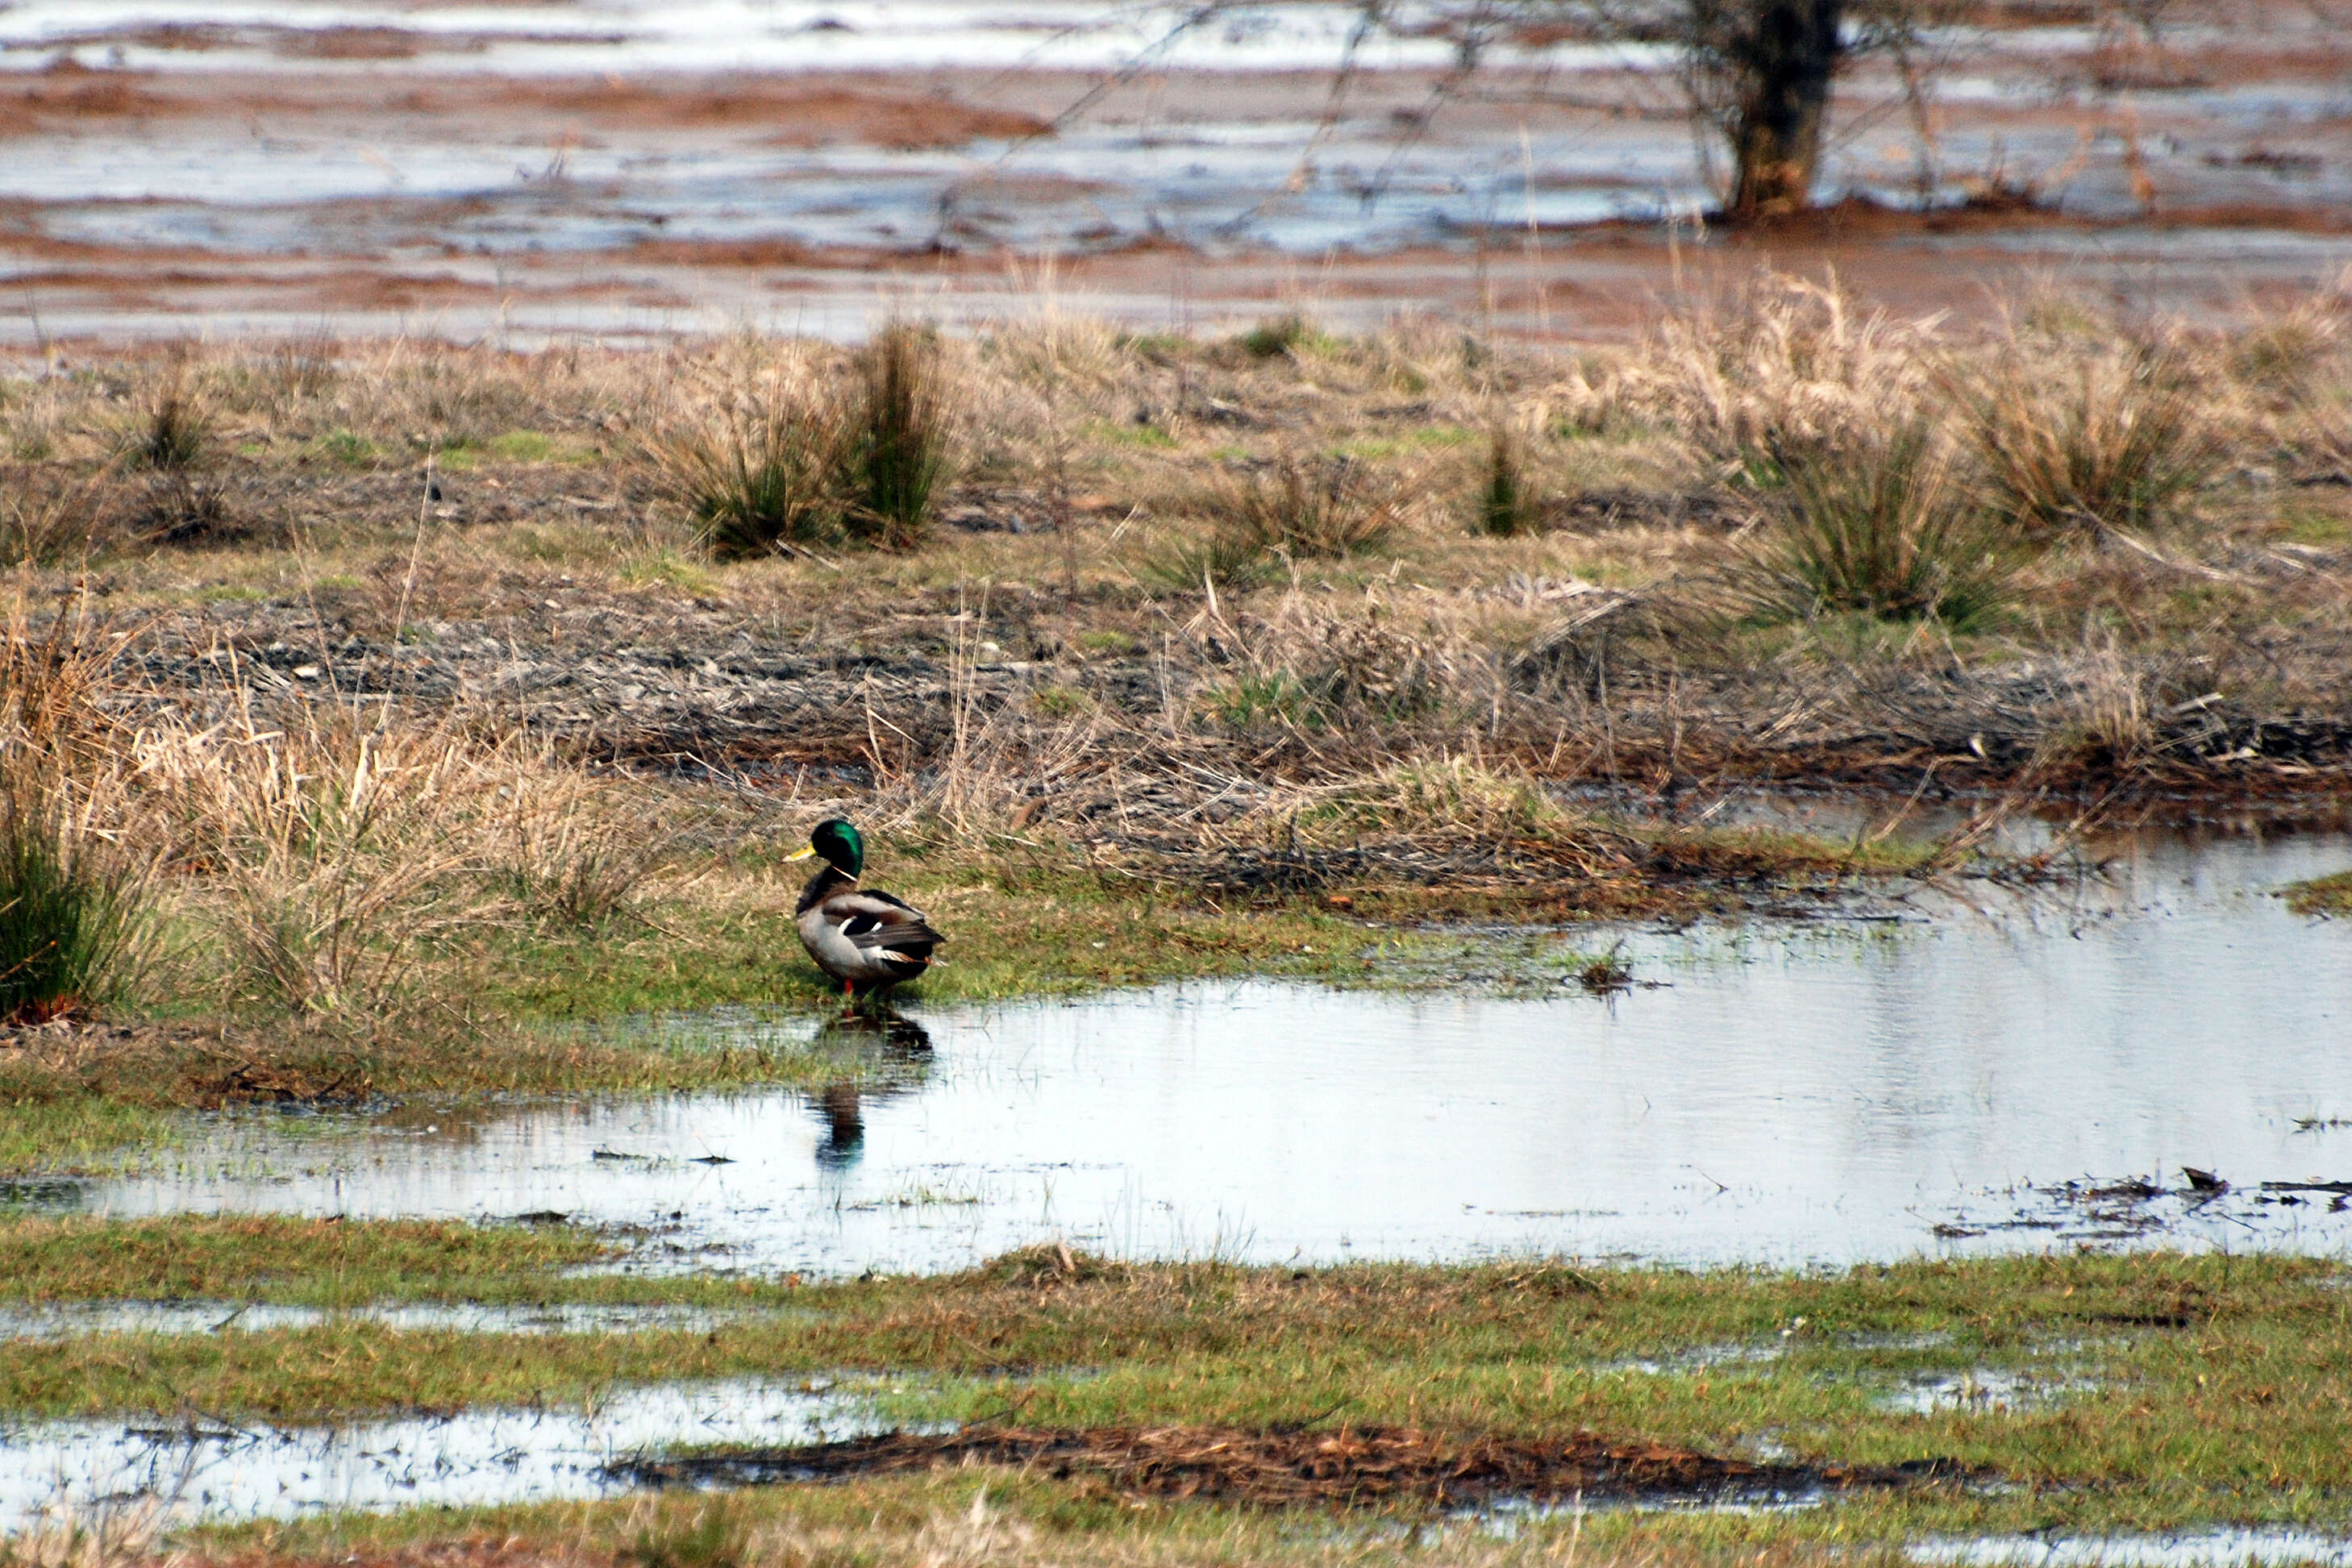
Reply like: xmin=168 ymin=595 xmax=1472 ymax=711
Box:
xmin=618 ymin=1423 xmax=1975 ymax=1511
xmin=469 ymin=78 xmax=1051 ymax=146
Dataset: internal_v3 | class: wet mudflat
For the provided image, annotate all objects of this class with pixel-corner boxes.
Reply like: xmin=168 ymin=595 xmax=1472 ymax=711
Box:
xmin=35 ymin=826 xmax=2352 ymax=1275
xmin=4 ymin=0 xmax=2350 ymax=338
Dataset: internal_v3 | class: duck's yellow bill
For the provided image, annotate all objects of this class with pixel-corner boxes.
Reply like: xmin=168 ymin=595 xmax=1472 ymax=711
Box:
xmin=785 ymin=846 xmax=818 ymax=861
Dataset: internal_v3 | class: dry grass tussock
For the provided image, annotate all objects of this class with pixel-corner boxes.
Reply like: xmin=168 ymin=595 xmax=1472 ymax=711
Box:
xmin=0 ymin=606 xmax=671 ymax=1023
xmin=126 ymin=706 xmax=672 ymax=1014
xmin=639 ymin=326 xmax=959 ymax=557
xmin=1589 ymin=275 xmax=1941 ymax=480
xmin=1946 ymin=342 xmax=2218 ymax=535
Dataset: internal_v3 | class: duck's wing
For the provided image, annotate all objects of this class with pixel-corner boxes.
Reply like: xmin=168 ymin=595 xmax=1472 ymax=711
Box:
xmin=814 ymin=888 xmax=944 ymax=969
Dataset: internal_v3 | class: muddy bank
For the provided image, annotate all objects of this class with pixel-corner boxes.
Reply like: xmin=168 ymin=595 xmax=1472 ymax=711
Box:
xmin=618 ymin=1422 xmax=1978 ymax=1510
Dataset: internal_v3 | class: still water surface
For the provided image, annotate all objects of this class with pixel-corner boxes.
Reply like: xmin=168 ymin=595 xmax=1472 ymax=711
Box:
xmin=48 ymin=829 xmax=2352 ymax=1275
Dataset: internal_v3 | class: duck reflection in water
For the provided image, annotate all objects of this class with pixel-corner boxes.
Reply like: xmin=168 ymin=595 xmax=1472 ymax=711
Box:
xmin=809 ymin=1013 xmax=932 ymax=1172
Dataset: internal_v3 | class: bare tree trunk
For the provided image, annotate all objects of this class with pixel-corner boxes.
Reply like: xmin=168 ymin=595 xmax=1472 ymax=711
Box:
xmin=1704 ymin=0 xmax=1848 ymax=216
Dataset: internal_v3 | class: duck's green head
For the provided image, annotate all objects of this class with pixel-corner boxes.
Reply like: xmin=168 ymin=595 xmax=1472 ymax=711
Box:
xmin=788 ymin=818 xmax=864 ymax=878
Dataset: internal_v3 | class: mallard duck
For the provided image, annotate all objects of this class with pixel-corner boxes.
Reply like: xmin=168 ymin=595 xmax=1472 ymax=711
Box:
xmin=787 ymin=818 xmax=944 ymax=1000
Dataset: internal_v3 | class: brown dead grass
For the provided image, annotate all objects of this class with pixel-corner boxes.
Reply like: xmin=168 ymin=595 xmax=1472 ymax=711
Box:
xmin=3 ymin=270 xmax=2350 ymax=858
xmin=621 ymin=1422 xmax=1960 ymax=1512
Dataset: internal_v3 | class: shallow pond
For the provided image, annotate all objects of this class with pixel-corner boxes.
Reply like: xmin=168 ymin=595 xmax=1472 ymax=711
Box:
xmin=27 ymin=826 xmax=2352 ymax=1275
xmin=0 ymin=1379 xmax=870 ymax=1529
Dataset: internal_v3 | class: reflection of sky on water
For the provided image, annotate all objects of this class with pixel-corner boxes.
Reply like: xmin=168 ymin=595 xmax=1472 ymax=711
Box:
xmin=0 ymin=0 xmax=2343 ymax=260
xmin=36 ymin=830 xmax=2352 ymax=1276
xmin=1 ymin=0 xmax=1486 ymax=76
xmin=0 ymin=119 xmax=1697 ymax=258
xmin=0 ymin=1379 xmax=868 ymax=1528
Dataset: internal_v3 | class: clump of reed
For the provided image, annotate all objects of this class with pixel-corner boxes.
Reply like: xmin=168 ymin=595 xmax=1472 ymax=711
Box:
xmin=624 ymin=1498 xmax=749 ymax=1568
xmin=1139 ymin=454 xmax=1402 ymax=594
xmin=497 ymin=760 xmax=673 ymax=930
xmin=1236 ymin=311 xmax=1318 ymax=361
xmin=1473 ymin=426 xmax=1541 ymax=537
xmin=1743 ymin=423 xmax=2009 ymax=629
xmin=1950 ymin=346 xmax=2217 ymax=534
xmin=0 ymin=467 xmax=110 ymax=567
xmin=645 ymin=327 xmax=957 ymax=557
xmin=1207 ymin=454 xmax=1401 ymax=560
xmin=1609 ymin=276 xmax=1937 ymax=485
xmin=0 ymin=604 xmax=156 ymax=1025
xmin=133 ymin=713 xmax=497 ymax=1013
xmin=645 ymin=353 xmax=845 ymax=559
xmin=840 ymin=323 xmax=952 ymax=549
xmin=114 ymin=364 xmax=212 ymax=472
xmin=133 ymin=709 xmax=660 ymax=1014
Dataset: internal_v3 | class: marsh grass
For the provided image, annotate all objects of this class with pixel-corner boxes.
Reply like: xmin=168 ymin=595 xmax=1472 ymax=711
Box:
xmin=1200 ymin=454 xmax=1401 ymax=561
xmin=648 ymin=357 xmax=844 ymax=559
xmin=1610 ymin=276 xmax=1934 ymax=483
xmin=0 ymin=1496 xmax=164 ymax=1568
xmin=627 ymin=1499 xmax=749 ymax=1568
xmin=0 ymin=468 xmax=110 ymax=567
xmin=0 ymin=1215 xmax=614 ymax=1305
xmin=137 ymin=713 xmax=501 ymax=1013
xmin=0 ymin=602 xmax=156 ymax=1023
xmin=0 ymin=1247 xmax=2342 ymax=1549
xmin=132 ymin=472 xmax=237 ymax=547
xmin=1951 ymin=347 xmax=2217 ymax=534
xmin=114 ymin=365 xmax=211 ymax=472
xmin=0 ymin=788 xmax=150 ymax=1025
xmin=842 ymin=324 xmax=953 ymax=550
xmin=1236 ymin=312 xmax=1318 ymax=360
xmin=1134 ymin=525 xmax=1276 ymax=594
xmin=2281 ymin=868 xmax=2352 ymax=915
xmin=1474 ymin=426 xmax=1539 ymax=537
xmin=1744 ymin=424 xmax=2009 ymax=628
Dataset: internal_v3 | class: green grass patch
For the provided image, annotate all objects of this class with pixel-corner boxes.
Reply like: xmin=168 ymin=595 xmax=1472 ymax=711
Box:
xmin=2282 ymin=868 xmax=2352 ymax=915
xmin=1088 ymin=418 xmax=1178 ymax=450
xmin=0 ymin=1096 xmax=178 ymax=1175
xmin=314 ymin=428 xmax=381 ymax=468
xmin=0 ymin=1250 xmax=2346 ymax=1542
xmin=0 ymin=1214 xmax=614 ymax=1305
xmin=486 ymin=430 xmax=597 ymax=464
xmin=1337 ymin=424 xmax=1474 ymax=460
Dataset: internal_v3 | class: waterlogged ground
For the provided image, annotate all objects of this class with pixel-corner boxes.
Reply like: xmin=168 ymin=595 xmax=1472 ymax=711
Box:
xmin=0 ymin=1379 xmax=876 ymax=1528
xmin=23 ymin=824 xmax=2352 ymax=1275
xmin=1 ymin=825 xmax=2350 ymax=1552
xmin=3 ymin=0 xmax=2350 ymax=338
